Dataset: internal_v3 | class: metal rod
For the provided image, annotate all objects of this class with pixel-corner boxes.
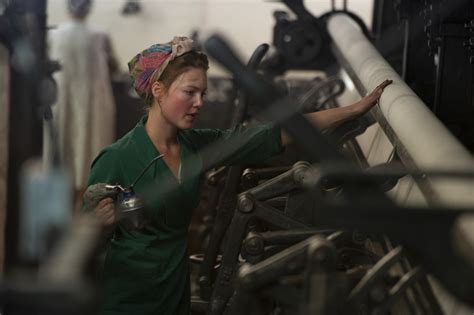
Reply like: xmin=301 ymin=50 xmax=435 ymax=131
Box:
xmin=130 ymin=153 xmax=165 ymax=189
xmin=326 ymin=13 xmax=474 ymax=209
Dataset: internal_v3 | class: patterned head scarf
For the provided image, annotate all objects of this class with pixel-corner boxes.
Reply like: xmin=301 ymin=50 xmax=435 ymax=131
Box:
xmin=68 ymin=0 xmax=92 ymax=16
xmin=128 ymin=36 xmax=195 ymax=102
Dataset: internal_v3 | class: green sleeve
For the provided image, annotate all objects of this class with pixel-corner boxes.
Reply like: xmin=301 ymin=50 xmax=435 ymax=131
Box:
xmin=188 ymin=124 xmax=283 ymax=170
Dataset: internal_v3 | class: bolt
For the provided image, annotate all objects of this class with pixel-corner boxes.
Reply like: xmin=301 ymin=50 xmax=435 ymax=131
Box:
xmin=245 ymin=235 xmax=264 ymax=255
xmin=238 ymin=195 xmax=254 ymax=213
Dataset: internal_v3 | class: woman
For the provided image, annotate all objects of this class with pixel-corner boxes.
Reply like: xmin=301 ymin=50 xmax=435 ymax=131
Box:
xmin=86 ymin=37 xmax=391 ymax=314
xmin=45 ymin=0 xmax=117 ymax=213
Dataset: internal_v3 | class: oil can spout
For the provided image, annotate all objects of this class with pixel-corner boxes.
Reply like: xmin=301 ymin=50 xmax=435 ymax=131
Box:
xmin=130 ymin=153 xmax=165 ymax=189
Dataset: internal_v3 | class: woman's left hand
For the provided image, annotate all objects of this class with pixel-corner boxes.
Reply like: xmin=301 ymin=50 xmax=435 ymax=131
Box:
xmin=356 ymin=79 xmax=393 ymax=114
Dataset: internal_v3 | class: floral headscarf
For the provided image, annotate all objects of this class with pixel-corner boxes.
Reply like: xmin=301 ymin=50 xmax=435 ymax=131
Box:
xmin=128 ymin=36 xmax=194 ymax=102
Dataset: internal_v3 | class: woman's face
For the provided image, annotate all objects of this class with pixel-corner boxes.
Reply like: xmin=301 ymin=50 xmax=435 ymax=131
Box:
xmin=159 ymin=67 xmax=207 ymax=129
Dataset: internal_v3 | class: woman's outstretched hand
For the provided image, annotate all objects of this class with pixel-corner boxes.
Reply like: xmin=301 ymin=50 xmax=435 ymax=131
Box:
xmin=281 ymin=79 xmax=392 ymax=146
xmin=355 ymin=79 xmax=393 ymax=114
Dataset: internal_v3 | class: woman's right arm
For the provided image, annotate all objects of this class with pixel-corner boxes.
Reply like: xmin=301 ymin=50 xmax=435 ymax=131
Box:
xmin=83 ymin=148 xmax=122 ymax=240
xmin=281 ymin=79 xmax=392 ymax=146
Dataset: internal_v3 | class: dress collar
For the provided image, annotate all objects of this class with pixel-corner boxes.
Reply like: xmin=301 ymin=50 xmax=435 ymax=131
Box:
xmin=131 ymin=115 xmax=161 ymax=167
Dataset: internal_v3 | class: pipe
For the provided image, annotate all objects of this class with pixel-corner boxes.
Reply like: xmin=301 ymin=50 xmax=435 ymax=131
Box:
xmin=327 ymin=13 xmax=474 ymax=209
xmin=327 ymin=13 xmax=474 ymax=313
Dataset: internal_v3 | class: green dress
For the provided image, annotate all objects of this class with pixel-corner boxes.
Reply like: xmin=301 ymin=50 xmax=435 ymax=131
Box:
xmin=86 ymin=116 xmax=282 ymax=314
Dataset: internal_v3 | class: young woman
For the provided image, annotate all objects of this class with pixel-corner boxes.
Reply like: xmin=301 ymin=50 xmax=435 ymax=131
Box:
xmin=86 ymin=36 xmax=391 ymax=314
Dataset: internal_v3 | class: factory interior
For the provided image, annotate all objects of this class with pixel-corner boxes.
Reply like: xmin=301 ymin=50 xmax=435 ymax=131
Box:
xmin=1 ymin=0 xmax=474 ymax=314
